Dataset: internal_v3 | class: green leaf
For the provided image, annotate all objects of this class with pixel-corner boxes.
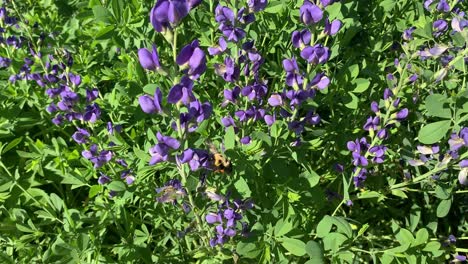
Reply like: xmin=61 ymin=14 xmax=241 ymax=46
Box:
xmin=305 ymin=241 xmax=324 ymax=263
xmin=274 ymin=218 xmax=293 ymax=237
xmin=88 ymin=185 xmax=102 ymax=198
xmin=425 ymin=94 xmax=451 ymax=118
xmin=281 ymin=238 xmax=306 ymax=256
xmin=436 ymin=199 xmax=451 ymax=218
xmin=234 ymin=177 xmax=251 ymax=197
xmin=352 ymin=78 xmax=371 ymax=93
xmin=143 ymin=84 xmax=158 ymax=95
xmin=344 ymin=92 xmax=358 ymax=109
xmin=418 ymin=120 xmax=451 ymax=144
xmin=322 ymin=233 xmax=348 ymax=252
xmin=413 ymin=228 xmax=429 ymax=246
xmin=224 ymin=126 xmax=235 ymax=150
xmin=422 ymin=241 xmax=441 ymax=252
xmin=316 ymin=216 xmax=333 ymax=238
xmin=108 ymin=181 xmax=126 ymax=192
xmin=236 ymin=242 xmax=261 ymax=258
xmin=2 ymin=136 xmax=23 ymax=154
xmin=92 ymin=6 xmax=114 ymax=24
xmin=395 ymin=228 xmax=414 ymax=246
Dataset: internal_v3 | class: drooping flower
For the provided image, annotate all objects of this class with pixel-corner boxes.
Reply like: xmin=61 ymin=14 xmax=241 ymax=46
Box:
xmin=291 ymin=30 xmax=311 ymax=50
xmin=208 ymin=37 xmax=227 ymax=55
xmin=72 ymin=128 xmax=90 ymax=144
xmin=248 ymin=0 xmax=268 ymax=12
xmin=300 ymin=0 xmax=323 ymax=25
xmin=139 ymin=87 xmax=164 ymax=114
xmin=176 ymin=40 xmax=206 ymax=79
xmin=138 ymin=44 xmax=161 ymax=70
xmin=167 ymin=76 xmax=195 ymax=104
xmin=324 ymin=18 xmax=342 ymax=36
xmin=149 ymin=132 xmax=181 ymax=165
xmin=300 ymin=44 xmax=330 ymax=64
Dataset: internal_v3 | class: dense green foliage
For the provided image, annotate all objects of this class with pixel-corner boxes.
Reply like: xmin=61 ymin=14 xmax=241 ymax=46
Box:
xmin=0 ymin=0 xmax=467 ymax=263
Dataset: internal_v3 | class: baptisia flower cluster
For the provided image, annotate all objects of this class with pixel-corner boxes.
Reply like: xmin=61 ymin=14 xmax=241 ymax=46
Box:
xmin=402 ymin=0 xmax=468 ymax=84
xmin=347 ymin=75 xmax=409 ymax=187
xmin=408 ymin=128 xmax=468 ymax=185
xmin=205 ymin=192 xmax=253 ymax=247
xmin=263 ymin=0 xmax=341 ymax=143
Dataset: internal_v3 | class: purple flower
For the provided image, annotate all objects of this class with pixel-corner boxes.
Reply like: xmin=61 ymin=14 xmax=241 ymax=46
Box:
xmin=363 ymin=116 xmax=380 ymax=131
xmin=98 ymin=173 xmax=111 ymax=185
xmin=309 ymin=72 xmax=330 ymax=90
xmin=283 ymin=58 xmax=304 ymax=88
xmin=138 ymin=44 xmax=161 ymax=70
xmin=82 ymin=144 xmax=113 ymax=168
xmin=214 ymin=57 xmax=239 ymax=82
xmin=208 ymin=37 xmax=227 ymax=55
xmin=320 ymin=0 xmax=334 ymax=7
xmin=436 ymin=0 xmax=450 ymax=12
xmin=347 ymin=138 xmax=369 ymax=167
xmin=402 ymin=27 xmax=416 ymax=41
xmin=149 ymin=0 xmax=199 ymax=32
xmin=395 ymin=108 xmax=409 ymax=120
xmin=291 ymin=30 xmax=311 ymax=49
xmin=300 ymin=0 xmax=323 ymax=25
xmin=248 ymin=0 xmax=268 ymax=12
xmin=176 ymin=40 xmax=206 ymax=79
xmin=268 ymin=94 xmax=283 ymax=107
xmin=223 ymin=86 xmax=241 ymax=106
xmin=264 ymin=114 xmax=276 ymax=126
xmin=168 ymin=76 xmax=195 ymax=104
xmin=139 ymin=87 xmax=163 ymax=114
xmin=149 ymin=132 xmax=181 ymax=165
xmin=0 ymin=56 xmax=11 ymax=68
xmin=369 ymin=145 xmax=387 ymax=163
xmin=83 ymin=103 xmax=101 ymax=123
xmin=459 ymin=160 xmax=468 ymax=185
xmin=221 ymin=116 xmax=236 ymax=128
xmin=215 ymin=5 xmax=247 ymax=42
xmin=300 ymin=44 xmax=330 ymax=64
xmin=324 ymin=18 xmax=342 ymax=36
xmin=72 ymin=128 xmax=90 ymax=144
xmin=86 ymin=88 xmax=99 ymax=102
xmin=433 ymin=19 xmax=448 ymax=37
xmin=448 ymin=128 xmax=468 ymax=152
xmin=121 ymin=170 xmax=135 ymax=185
xmin=240 ymin=136 xmax=251 ymax=145
xmin=353 ymin=168 xmax=367 ymax=187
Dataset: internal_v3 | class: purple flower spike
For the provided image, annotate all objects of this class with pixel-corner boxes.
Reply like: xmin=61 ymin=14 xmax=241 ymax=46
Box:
xmin=176 ymin=40 xmax=206 ymax=79
xmin=139 ymin=87 xmax=163 ymax=114
xmin=300 ymin=1 xmax=323 ymax=25
xmin=138 ymin=44 xmax=161 ymax=71
xmin=283 ymin=58 xmax=304 ymax=88
xmin=324 ymin=18 xmax=342 ymax=36
xmin=300 ymin=44 xmax=330 ymax=64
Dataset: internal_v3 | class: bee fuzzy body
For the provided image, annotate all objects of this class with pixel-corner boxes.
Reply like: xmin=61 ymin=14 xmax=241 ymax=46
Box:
xmin=209 ymin=143 xmax=232 ymax=174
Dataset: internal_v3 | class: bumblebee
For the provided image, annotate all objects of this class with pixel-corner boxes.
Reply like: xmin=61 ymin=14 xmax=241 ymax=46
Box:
xmin=208 ymin=143 xmax=232 ymax=174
